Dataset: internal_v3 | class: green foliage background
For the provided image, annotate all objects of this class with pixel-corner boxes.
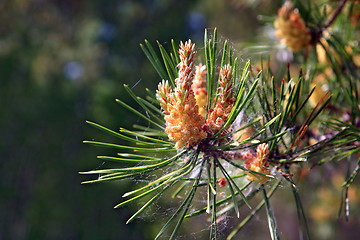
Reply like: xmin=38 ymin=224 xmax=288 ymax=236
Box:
xmin=0 ymin=0 xmax=267 ymax=239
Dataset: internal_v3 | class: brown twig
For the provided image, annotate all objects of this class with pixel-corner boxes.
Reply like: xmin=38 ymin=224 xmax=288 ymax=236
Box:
xmin=321 ymin=0 xmax=348 ymax=32
xmin=312 ymin=0 xmax=348 ymax=44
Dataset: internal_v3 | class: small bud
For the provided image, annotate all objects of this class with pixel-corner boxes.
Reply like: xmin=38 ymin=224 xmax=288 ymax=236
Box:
xmin=218 ymin=177 xmax=227 ymax=187
xmin=156 ymin=80 xmax=172 ymax=114
xmin=257 ymin=143 xmax=270 ymax=165
xmin=246 ymin=143 xmax=271 ymax=184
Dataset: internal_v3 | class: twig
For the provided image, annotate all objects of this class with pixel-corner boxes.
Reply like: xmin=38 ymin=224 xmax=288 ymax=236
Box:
xmin=321 ymin=0 xmax=348 ymax=32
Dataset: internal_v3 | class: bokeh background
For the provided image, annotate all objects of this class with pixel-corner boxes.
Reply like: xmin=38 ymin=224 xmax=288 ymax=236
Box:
xmin=1 ymin=0 xmax=359 ymax=239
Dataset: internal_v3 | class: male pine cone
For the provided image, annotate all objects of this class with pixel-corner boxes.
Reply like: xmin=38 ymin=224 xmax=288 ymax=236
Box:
xmin=274 ymin=1 xmax=312 ymax=52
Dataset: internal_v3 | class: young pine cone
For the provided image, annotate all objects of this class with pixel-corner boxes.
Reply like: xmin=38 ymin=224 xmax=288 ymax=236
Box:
xmin=274 ymin=1 xmax=312 ymax=52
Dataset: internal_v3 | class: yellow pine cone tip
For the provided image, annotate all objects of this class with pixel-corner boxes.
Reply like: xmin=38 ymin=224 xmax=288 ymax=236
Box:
xmin=165 ymin=90 xmax=207 ymax=149
xmin=161 ymin=40 xmax=240 ymax=148
xmin=178 ymin=40 xmax=196 ymax=65
xmin=163 ymin=40 xmax=210 ymax=149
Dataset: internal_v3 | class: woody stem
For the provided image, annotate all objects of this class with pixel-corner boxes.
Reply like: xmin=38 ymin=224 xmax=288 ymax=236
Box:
xmin=321 ymin=0 xmax=348 ymax=32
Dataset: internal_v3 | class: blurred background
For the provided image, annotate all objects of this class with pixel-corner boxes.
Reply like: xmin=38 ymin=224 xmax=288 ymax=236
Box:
xmin=1 ymin=0 xmax=358 ymax=239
